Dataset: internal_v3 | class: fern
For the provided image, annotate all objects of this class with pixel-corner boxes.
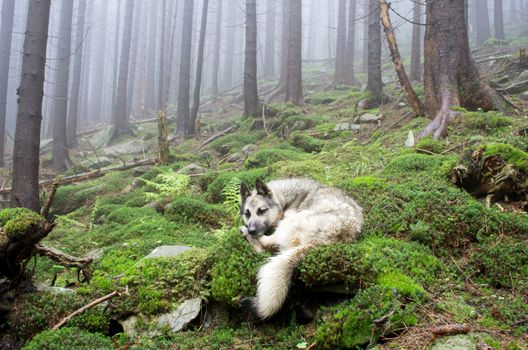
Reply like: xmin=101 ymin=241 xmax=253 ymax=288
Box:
xmin=222 ymin=177 xmax=242 ymax=219
xmin=55 ymin=215 xmax=86 ymax=229
xmin=138 ymin=171 xmax=190 ymax=200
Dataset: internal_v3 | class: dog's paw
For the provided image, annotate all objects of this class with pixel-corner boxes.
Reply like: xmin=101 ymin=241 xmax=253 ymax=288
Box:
xmin=239 ymin=226 xmax=249 ymax=237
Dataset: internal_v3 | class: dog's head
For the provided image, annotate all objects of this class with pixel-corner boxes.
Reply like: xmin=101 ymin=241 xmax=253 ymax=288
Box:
xmin=240 ymin=180 xmax=283 ymax=237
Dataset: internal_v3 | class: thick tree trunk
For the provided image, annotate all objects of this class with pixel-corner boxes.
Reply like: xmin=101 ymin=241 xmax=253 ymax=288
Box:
xmin=0 ymin=0 xmax=15 ymax=167
xmin=11 ymin=0 xmax=52 ymax=211
xmin=421 ymin=0 xmax=510 ymax=140
xmin=244 ymin=0 xmax=261 ymax=117
xmin=344 ymin=0 xmax=357 ymax=84
xmin=163 ymin=1 xmax=179 ymax=108
xmin=475 ymin=0 xmax=491 ymax=46
xmin=146 ymin=0 xmax=158 ymax=111
xmin=126 ymin=0 xmax=143 ymax=118
xmin=67 ymin=0 xmax=87 ymax=148
xmin=52 ymin=0 xmax=74 ymax=172
xmin=494 ymin=0 xmax=505 ymax=40
xmin=328 ymin=0 xmax=335 ymax=59
xmin=112 ymin=0 xmax=122 ymax=113
xmin=335 ymin=0 xmax=348 ymax=85
xmin=223 ymin=0 xmax=236 ymax=90
xmin=285 ymin=0 xmax=303 ymax=105
xmin=157 ymin=0 xmax=168 ymax=110
xmin=410 ymin=1 xmax=422 ymax=82
xmin=264 ymin=0 xmax=276 ymax=78
xmin=112 ymin=0 xmax=135 ymax=134
xmin=306 ymin=0 xmax=318 ymax=60
xmin=510 ymin=0 xmax=517 ymax=21
xmin=266 ymin=0 xmax=290 ymax=102
xmin=176 ymin=0 xmax=194 ymax=137
xmin=189 ymin=0 xmax=210 ymax=135
xmin=363 ymin=0 xmax=369 ymax=73
xmin=212 ymin=0 xmax=223 ymax=96
xmin=379 ymin=0 xmax=424 ymax=116
xmin=92 ymin=1 xmax=108 ymax=123
xmin=367 ymin=0 xmax=382 ymax=105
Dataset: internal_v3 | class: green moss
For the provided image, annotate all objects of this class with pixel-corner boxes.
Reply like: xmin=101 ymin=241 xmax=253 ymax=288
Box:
xmin=377 ymin=272 xmax=425 ymax=299
xmin=206 ymin=167 xmax=269 ymax=202
xmin=210 ymin=229 xmax=267 ymax=306
xmin=280 ymin=114 xmax=330 ymax=131
xmin=482 ymin=143 xmax=528 ymax=172
xmin=244 ymin=148 xmax=309 ymax=168
xmin=290 ymin=133 xmax=324 ymax=153
xmin=22 ymin=327 xmax=112 ymax=350
xmin=0 ymin=208 xmax=45 ymax=239
xmin=461 ymin=111 xmax=513 ymax=132
xmin=315 ymin=285 xmax=418 ymax=349
xmin=207 ymin=131 xmax=266 ymax=155
xmin=270 ymin=159 xmax=328 ymax=182
xmin=315 ymin=123 xmax=337 ymax=133
xmin=435 ymin=293 xmax=477 ymax=323
xmin=165 ymin=196 xmax=229 ymax=228
xmin=383 ymin=153 xmax=448 ymax=175
xmin=415 ymin=137 xmax=446 ymax=154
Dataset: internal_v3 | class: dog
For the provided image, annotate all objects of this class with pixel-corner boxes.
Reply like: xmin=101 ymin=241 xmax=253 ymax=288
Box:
xmin=239 ymin=178 xmax=363 ymax=319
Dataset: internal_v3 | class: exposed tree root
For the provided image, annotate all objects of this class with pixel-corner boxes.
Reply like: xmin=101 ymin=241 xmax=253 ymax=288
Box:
xmin=419 ymin=91 xmax=460 ymax=139
xmin=35 ymin=245 xmax=93 ymax=282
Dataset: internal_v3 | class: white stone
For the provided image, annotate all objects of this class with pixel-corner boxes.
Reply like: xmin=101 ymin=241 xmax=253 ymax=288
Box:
xmin=144 ymin=246 xmax=192 ymax=259
xmin=157 ymin=298 xmax=202 ymax=332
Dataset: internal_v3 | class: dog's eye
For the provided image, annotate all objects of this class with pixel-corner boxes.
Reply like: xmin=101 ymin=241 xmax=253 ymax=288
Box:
xmin=257 ymin=208 xmax=268 ymax=215
xmin=245 ymin=210 xmax=251 ymax=218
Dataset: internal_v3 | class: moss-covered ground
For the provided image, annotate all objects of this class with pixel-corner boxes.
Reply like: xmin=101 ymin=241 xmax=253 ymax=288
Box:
xmin=2 ymin=58 xmax=528 ymax=350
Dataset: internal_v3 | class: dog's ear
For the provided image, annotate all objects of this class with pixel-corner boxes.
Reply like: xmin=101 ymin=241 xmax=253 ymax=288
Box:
xmin=255 ymin=179 xmax=271 ymax=198
xmin=240 ymin=182 xmax=251 ymax=202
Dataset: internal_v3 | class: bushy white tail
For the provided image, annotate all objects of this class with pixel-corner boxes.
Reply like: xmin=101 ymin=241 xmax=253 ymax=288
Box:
xmin=252 ymin=245 xmax=312 ymax=319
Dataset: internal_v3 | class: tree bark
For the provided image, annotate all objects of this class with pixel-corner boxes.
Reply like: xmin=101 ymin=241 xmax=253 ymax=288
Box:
xmin=494 ymin=0 xmax=505 ymax=40
xmin=421 ymin=0 xmax=510 ymax=140
xmin=112 ymin=0 xmax=122 ymax=114
xmin=223 ymin=0 xmax=236 ymax=90
xmin=189 ymin=0 xmax=210 ymax=135
xmin=244 ymin=0 xmax=261 ymax=117
xmin=176 ymin=0 xmax=194 ymax=137
xmin=362 ymin=0 xmax=369 ymax=73
xmin=379 ymin=0 xmax=424 ymax=116
xmin=335 ymin=0 xmax=348 ymax=85
xmin=510 ymin=0 xmax=517 ymax=22
xmin=0 ymin=0 xmax=15 ymax=167
xmin=327 ymin=0 xmax=335 ymax=60
xmin=52 ymin=0 xmax=74 ymax=172
xmin=212 ymin=0 xmax=223 ymax=96
xmin=266 ymin=0 xmax=290 ymax=102
xmin=11 ymin=0 xmax=52 ymax=211
xmin=285 ymin=0 xmax=303 ymax=105
xmin=146 ymin=0 xmax=158 ymax=111
xmin=91 ymin=1 xmax=108 ymax=124
xmin=410 ymin=1 xmax=422 ymax=82
xmin=344 ymin=0 xmax=357 ymax=84
xmin=157 ymin=0 xmax=167 ymax=111
xmin=67 ymin=0 xmax=87 ymax=148
xmin=367 ymin=0 xmax=382 ymax=105
xmin=475 ymin=0 xmax=491 ymax=46
xmin=264 ymin=0 xmax=276 ymax=78
xmin=112 ymin=0 xmax=135 ymax=135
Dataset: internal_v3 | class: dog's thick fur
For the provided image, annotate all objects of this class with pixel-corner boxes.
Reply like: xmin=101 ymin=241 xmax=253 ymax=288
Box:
xmin=239 ymin=178 xmax=363 ymax=319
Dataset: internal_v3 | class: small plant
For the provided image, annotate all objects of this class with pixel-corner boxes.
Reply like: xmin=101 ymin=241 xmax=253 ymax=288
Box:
xmin=222 ymin=177 xmax=242 ymax=219
xmin=138 ymin=170 xmax=190 ymax=200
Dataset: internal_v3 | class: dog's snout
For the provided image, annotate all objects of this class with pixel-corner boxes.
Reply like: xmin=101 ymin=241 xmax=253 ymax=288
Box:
xmin=248 ymin=228 xmax=258 ymax=236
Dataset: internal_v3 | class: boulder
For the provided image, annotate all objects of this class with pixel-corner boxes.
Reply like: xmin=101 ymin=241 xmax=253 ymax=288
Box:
xmin=120 ymin=315 xmax=138 ymax=336
xmin=404 ymin=130 xmax=415 ymax=148
xmin=81 ymin=156 xmax=112 ymax=169
xmin=177 ymin=163 xmax=206 ymax=175
xmin=157 ymin=298 xmax=202 ymax=332
xmin=90 ymin=125 xmax=116 ymax=149
xmin=242 ymin=144 xmax=259 ymax=157
xmin=334 ymin=123 xmax=362 ymax=131
xmin=144 ymin=245 xmax=192 ymax=259
xmin=103 ymin=140 xmax=145 ymax=158
xmin=358 ymin=113 xmax=383 ymax=124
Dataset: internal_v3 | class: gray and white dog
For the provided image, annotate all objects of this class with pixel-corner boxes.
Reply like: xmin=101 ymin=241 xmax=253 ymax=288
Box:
xmin=239 ymin=178 xmax=363 ymax=319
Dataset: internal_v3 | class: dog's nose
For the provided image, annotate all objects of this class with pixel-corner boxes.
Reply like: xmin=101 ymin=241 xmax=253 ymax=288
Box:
xmin=248 ymin=228 xmax=257 ymax=236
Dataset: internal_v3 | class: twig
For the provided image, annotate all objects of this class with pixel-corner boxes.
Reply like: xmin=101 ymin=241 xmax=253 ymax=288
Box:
xmin=85 ymin=138 xmax=102 ymax=170
xmin=197 ymin=126 xmax=235 ymax=151
xmin=262 ymin=104 xmax=270 ymax=136
xmin=52 ymin=290 xmax=120 ymax=330
xmin=306 ymin=342 xmax=318 ymax=350
xmin=41 ymin=181 xmax=60 ymax=218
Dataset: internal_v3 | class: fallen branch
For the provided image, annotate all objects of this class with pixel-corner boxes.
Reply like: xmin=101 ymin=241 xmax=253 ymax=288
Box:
xmin=197 ymin=126 xmax=235 ymax=151
xmin=0 ymin=159 xmax=157 ymax=195
xmin=476 ymin=54 xmax=513 ymax=64
xmin=35 ymin=245 xmax=93 ymax=270
xmin=41 ymin=181 xmax=59 ymax=218
xmin=52 ymin=290 xmax=120 ymax=330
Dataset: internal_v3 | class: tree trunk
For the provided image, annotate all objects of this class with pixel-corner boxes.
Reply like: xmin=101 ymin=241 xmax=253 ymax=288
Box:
xmin=510 ymin=0 xmax=517 ymax=21
xmin=244 ymin=0 xmax=260 ymax=117
xmin=494 ymin=0 xmax=505 ymax=40
xmin=52 ymin=0 xmax=74 ymax=172
xmin=266 ymin=0 xmax=290 ymax=101
xmin=146 ymin=0 xmax=158 ymax=111
xmin=475 ymin=0 xmax=491 ymax=46
xmin=285 ymin=0 xmax=303 ymax=105
xmin=362 ymin=0 xmax=369 ymax=73
xmin=0 ymin=0 xmax=15 ymax=167
xmin=344 ymin=0 xmax=357 ymax=84
xmin=410 ymin=1 xmax=422 ymax=82
xmin=264 ymin=0 xmax=276 ymax=78
xmin=420 ymin=0 xmax=510 ymax=140
xmin=163 ymin=1 xmax=179 ymax=107
xmin=112 ymin=0 xmax=122 ymax=113
xmin=212 ymin=0 xmax=223 ymax=95
xmin=67 ymin=0 xmax=87 ymax=148
xmin=335 ymin=0 xmax=348 ymax=85
xmin=176 ymin=0 xmax=194 ymax=137
xmin=379 ymin=0 xmax=424 ymax=116
xmin=223 ymin=0 xmax=236 ymax=90
xmin=91 ymin=1 xmax=108 ymax=123
xmin=112 ymin=0 xmax=135 ymax=134
xmin=367 ymin=0 xmax=382 ymax=105
xmin=126 ymin=0 xmax=143 ymax=119
xmin=189 ymin=0 xmax=210 ymax=135
xmin=157 ymin=0 xmax=167 ymax=110
xmin=11 ymin=0 xmax=52 ymax=211
xmin=327 ymin=0 xmax=335 ymax=60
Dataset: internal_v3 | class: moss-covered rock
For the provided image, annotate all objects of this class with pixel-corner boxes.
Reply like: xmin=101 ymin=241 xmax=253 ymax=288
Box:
xmin=460 ymin=110 xmax=513 ymax=132
xmin=22 ymin=327 xmax=113 ymax=350
xmin=415 ymin=136 xmax=446 ymax=154
xmin=165 ymin=196 xmax=229 ymax=228
xmin=481 ymin=143 xmax=528 ymax=172
xmin=290 ymin=133 xmax=324 ymax=153
xmin=210 ymin=229 xmax=267 ymax=306
xmin=0 ymin=208 xmax=45 ymax=239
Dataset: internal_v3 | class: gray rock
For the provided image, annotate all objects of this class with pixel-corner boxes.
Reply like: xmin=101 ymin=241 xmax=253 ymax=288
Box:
xmin=242 ymin=144 xmax=259 ymax=156
xmin=177 ymin=163 xmax=206 ymax=175
xmin=120 ymin=315 xmax=138 ymax=336
xmin=334 ymin=123 xmax=362 ymax=131
xmin=157 ymin=298 xmax=202 ymax=332
xmin=145 ymin=245 xmax=192 ymax=259
xmin=227 ymin=152 xmax=246 ymax=163
xmin=504 ymin=80 xmax=528 ymax=94
xmin=358 ymin=113 xmax=383 ymax=124
xmin=89 ymin=125 xmax=116 ymax=149
xmin=429 ymin=333 xmax=491 ymax=350
xmin=292 ymin=120 xmax=310 ymax=131
xmin=36 ymin=284 xmax=76 ymax=295
xmin=103 ymin=140 xmax=145 ymax=157
xmin=404 ymin=130 xmax=415 ymax=148
xmin=132 ymin=166 xmax=152 ymax=177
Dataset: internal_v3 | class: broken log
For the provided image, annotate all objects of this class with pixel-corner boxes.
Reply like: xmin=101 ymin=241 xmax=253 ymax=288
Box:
xmin=197 ymin=126 xmax=235 ymax=151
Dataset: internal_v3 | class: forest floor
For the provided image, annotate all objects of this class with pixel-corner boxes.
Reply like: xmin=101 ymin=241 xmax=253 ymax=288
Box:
xmin=2 ymin=40 xmax=528 ymax=350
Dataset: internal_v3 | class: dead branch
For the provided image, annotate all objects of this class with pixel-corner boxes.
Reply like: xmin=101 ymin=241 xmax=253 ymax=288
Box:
xmin=52 ymin=290 xmax=120 ymax=330
xmin=197 ymin=126 xmax=235 ymax=151
xmin=41 ymin=181 xmax=60 ymax=218
xmin=35 ymin=245 xmax=93 ymax=270
xmin=261 ymin=104 xmax=270 ymax=136
xmin=430 ymin=324 xmax=470 ymax=336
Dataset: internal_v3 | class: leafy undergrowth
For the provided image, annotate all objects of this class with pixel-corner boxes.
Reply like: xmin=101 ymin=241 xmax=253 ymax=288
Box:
xmin=3 ymin=63 xmax=528 ymax=349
